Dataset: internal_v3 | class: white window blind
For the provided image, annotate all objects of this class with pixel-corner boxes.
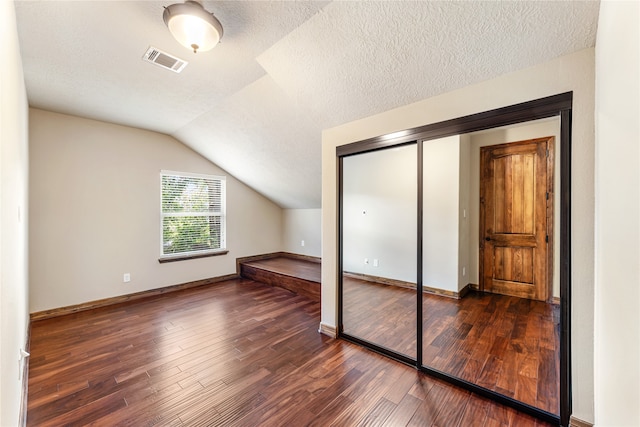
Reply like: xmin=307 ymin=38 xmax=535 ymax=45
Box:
xmin=160 ymin=171 xmax=226 ymax=258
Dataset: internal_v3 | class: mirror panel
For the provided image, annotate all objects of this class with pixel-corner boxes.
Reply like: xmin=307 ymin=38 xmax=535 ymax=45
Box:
xmin=339 ymin=104 xmax=566 ymax=421
xmin=342 ymin=144 xmax=417 ymax=359
xmin=419 ymin=117 xmax=560 ymax=415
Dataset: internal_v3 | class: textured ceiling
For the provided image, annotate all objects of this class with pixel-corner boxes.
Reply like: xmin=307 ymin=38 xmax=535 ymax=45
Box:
xmin=14 ymin=1 xmax=599 ymax=208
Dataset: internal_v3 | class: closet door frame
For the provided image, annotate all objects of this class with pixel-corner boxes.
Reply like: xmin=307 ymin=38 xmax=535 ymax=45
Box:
xmin=337 ymin=92 xmax=572 ymax=427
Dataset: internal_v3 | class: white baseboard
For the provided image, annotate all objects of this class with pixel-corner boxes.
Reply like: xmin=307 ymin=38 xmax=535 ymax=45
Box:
xmin=570 ymin=415 xmax=593 ymax=427
xmin=318 ymin=322 xmax=337 ymax=338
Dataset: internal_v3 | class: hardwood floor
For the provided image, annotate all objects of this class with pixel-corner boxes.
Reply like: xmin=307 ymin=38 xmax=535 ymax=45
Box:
xmin=27 ymin=278 xmax=552 ymax=426
xmin=343 ymin=277 xmax=560 ymax=415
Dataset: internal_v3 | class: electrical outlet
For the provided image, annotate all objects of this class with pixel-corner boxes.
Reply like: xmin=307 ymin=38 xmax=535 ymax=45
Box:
xmin=364 ymin=258 xmax=369 ymax=265
xmin=373 ymin=259 xmax=379 ymax=267
xmin=123 ymin=273 xmax=131 ymax=283
xmin=462 ymin=267 xmax=466 ymax=276
xmin=301 ymin=240 xmax=305 ymax=247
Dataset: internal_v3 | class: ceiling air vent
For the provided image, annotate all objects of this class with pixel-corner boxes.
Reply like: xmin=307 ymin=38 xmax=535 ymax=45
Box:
xmin=142 ymin=47 xmax=188 ymax=73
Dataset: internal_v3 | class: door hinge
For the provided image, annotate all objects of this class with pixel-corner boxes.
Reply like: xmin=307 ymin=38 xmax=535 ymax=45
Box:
xmin=546 ymin=235 xmax=549 ymax=243
xmin=546 ymin=149 xmax=549 ymax=157
xmin=546 ymin=192 xmax=549 ymax=200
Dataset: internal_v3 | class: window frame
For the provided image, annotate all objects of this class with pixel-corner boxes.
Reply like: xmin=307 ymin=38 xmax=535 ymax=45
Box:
xmin=159 ymin=170 xmax=227 ymax=263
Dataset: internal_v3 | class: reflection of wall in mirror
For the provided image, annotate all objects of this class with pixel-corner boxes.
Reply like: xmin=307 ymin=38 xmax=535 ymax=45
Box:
xmin=423 ymin=135 xmax=468 ymax=293
xmin=342 ymin=119 xmax=561 ymax=300
xmin=342 ymin=136 xmax=470 ymax=295
xmin=342 ymin=145 xmax=418 ymax=284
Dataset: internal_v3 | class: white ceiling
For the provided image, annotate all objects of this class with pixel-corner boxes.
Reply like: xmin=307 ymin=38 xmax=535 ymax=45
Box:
xmin=14 ymin=0 xmax=600 ymax=208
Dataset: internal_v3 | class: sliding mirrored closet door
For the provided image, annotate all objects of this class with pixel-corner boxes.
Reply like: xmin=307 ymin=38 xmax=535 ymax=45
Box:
xmin=420 ymin=118 xmax=561 ymax=416
xmin=341 ymin=143 xmax=418 ymax=359
xmin=338 ymin=93 xmax=571 ymax=426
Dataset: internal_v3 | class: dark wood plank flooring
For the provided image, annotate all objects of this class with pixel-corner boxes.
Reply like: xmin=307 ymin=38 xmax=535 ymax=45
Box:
xmin=343 ymin=277 xmax=560 ymax=415
xmin=27 ymin=277 xmax=552 ymax=426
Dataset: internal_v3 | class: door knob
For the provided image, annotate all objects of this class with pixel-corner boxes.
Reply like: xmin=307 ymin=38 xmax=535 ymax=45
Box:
xmin=485 ymin=237 xmax=491 ymax=241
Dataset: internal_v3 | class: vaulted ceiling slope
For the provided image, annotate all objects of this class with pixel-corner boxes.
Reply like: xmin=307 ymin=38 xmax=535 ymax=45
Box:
xmin=14 ymin=1 xmax=599 ymax=208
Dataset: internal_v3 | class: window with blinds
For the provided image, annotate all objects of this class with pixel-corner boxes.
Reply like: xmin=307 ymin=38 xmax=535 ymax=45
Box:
xmin=160 ymin=171 xmax=226 ymax=259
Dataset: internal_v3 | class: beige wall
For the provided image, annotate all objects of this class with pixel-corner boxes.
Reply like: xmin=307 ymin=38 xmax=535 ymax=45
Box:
xmin=594 ymin=1 xmax=639 ymax=425
xmin=0 ymin=1 xmax=30 ymax=425
xmin=322 ymin=48 xmax=595 ymax=422
xmin=282 ymin=208 xmax=321 ymax=257
xmin=29 ymin=109 xmax=283 ymax=312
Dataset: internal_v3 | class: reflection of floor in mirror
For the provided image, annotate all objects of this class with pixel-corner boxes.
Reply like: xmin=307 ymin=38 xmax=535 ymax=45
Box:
xmin=342 ymin=276 xmax=560 ymax=415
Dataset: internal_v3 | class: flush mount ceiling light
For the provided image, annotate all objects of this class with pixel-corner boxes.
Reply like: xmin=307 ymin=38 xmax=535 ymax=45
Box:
xmin=163 ymin=1 xmax=223 ymax=53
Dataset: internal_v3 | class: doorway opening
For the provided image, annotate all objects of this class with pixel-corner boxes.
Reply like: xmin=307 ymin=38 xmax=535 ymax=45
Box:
xmin=479 ymin=136 xmax=555 ymax=302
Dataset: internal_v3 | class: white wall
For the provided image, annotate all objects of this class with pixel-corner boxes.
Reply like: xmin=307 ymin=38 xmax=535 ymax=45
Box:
xmin=282 ymin=208 xmax=321 ymax=257
xmin=423 ymin=135 xmax=461 ymax=292
xmin=29 ymin=109 xmax=283 ymax=312
xmin=468 ymin=118 xmax=561 ymax=298
xmin=342 ymin=145 xmax=417 ymax=282
xmin=0 ymin=1 xmax=30 ymax=425
xmin=594 ymin=1 xmax=640 ymax=425
xmin=322 ymin=49 xmax=595 ymax=422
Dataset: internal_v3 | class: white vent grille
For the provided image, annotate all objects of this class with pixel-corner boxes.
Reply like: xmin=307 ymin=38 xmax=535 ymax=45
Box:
xmin=142 ymin=47 xmax=188 ymax=73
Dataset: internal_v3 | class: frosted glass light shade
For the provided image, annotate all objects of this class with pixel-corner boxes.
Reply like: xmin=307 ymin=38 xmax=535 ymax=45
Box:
xmin=163 ymin=1 xmax=223 ymax=53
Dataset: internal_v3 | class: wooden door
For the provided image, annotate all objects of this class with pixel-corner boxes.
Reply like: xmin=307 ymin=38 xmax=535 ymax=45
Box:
xmin=480 ymin=136 xmax=554 ymax=301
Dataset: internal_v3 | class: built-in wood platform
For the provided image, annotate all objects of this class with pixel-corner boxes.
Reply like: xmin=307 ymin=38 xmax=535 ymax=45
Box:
xmin=239 ymin=254 xmax=321 ymax=301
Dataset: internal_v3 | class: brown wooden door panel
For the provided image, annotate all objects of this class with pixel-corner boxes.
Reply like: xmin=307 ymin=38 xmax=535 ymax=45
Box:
xmin=492 ymin=153 xmax=536 ymax=234
xmin=490 ymin=279 xmax=537 ymax=299
xmin=488 ymin=235 xmax=536 ymax=246
xmin=480 ymin=137 xmax=554 ymax=302
xmin=493 ymin=246 xmax=535 ymax=282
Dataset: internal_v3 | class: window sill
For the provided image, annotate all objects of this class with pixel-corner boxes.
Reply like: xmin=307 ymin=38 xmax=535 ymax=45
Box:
xmin=159 ymin=250 xmax=229 ymax=264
